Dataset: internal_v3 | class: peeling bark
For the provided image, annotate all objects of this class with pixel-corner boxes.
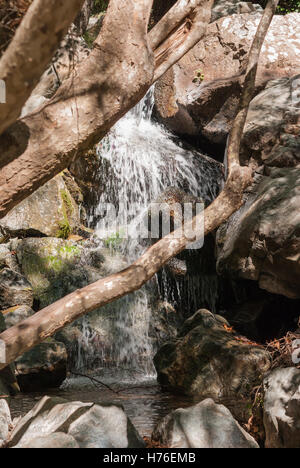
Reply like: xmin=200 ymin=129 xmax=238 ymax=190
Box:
xmin=0 ymin=0 xmax=86 ymax=136
xmin=0 ymin=0 xmax=213 ymax=219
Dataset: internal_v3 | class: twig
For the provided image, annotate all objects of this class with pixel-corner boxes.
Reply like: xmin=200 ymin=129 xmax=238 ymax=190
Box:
xmin=70 ymin=370 xmax=119 ymax=394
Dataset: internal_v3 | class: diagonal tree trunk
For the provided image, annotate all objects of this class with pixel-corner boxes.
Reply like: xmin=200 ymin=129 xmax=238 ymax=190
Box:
xmin=0 ymin=0 xmax=86 ymax=136
xmin=0 ymin=0 xmax=213 ymax=219
xmin=0 ymin=0 xmax=280 ymax=371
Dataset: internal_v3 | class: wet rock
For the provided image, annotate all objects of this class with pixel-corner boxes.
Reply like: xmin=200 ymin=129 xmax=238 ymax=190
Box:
xmin=241 ymin=76 xmax=300 ymax=167
xmin=0 ymin=268 xmax=33 ymax=310
xmin=149 ymin=301 xmax=184 ymax=353
xmin=152 ymin=398 xmax=259 ymax=448
xmin=19 ymin=432 xmax=79 ymax=449
xmin=263 ymin=367 xmax=300 ymax=449
xmin=155 ymin=13 xmax=300 ymax=149
xmin=2 ymin=305 xmax=35 ymax=329
xmin=0 ymin=175 xmax=81 ymax=238
xmin=15 ymin=238 xmax=126 ymax=309
xmin=10 ymin=395 xmax=145 ymax=448
xmin=15 ymin=341 xmax=67 ymax=392
xmin=154 ymin=309 xmax=271 ymax=399
xmin=9 ymin=396 xmax=91 ymax=447
xmin=217 ymin=167 xmax=300 ymax=299
xmin=0 ymin=399 xmax=11 ymax=446
xmin=211 ymin=0 xmax=262 ymax=22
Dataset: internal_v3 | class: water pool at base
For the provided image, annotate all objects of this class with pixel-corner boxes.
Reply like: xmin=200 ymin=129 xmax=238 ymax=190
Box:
xmin=9 ymin=377 xmax=194 ymax=438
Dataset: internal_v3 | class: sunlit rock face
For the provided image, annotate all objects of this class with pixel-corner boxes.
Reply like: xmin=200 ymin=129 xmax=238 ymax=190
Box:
xmin=263 ymin=368 xmax=300 ymax=449
xmin=0 ymin=174 xmax=81 ymax=238
xmin=216 ymin=167 xmax=300 ymax=299
xmin=240 ymin=76 xmax=300 ymax=167
xmin=154 ymin=13 xmax=300 ymax=150
xmin=154 ymin=309 xmax=271 ymax=399
xmin=9 ymin=396 xmax=145 ymax=449
xmin=152 ymin=398 xmax=259 ymax=449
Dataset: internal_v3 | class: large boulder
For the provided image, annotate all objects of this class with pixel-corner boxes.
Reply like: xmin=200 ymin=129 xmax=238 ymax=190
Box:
xmin=19 ymin=432 xmax=79 ymax=449
xmin=0 ymin=175 xmax=81 ymax=238
xmin=263 ymin=367 xmax=300 ymax=449
xmin=154 ymin=309 xmax=271 ymax=400
xmin=152 ymin=398 xmax=259 ymax=448
xmin=217 ymin=167 xmax=300 ymax=299
xmin=0 ymin=399 xmax=11 ymax=447
xmin=155 ymin=13 xmax=300 ymax=149
xmin=15 ymin=341 xmax=67 ymax=392
xmin=211 ymin=0 xmax=262 ymax=22
xmin=9 ymin=396 xmax=145 ymax=448
xmin=240 ymin=75 xmax=300 ymax=167
xmin=15 ymin=237 xmax=124 ymax=309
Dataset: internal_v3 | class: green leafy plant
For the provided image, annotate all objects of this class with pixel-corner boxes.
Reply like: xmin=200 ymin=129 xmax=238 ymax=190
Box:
xmin=57 ymin=189 xmax=74 ymax=239
xmin=192 ymin=69 xmax=205 ymax=85
xmin=251 ymin=0 xmax=300 ymax=13
xmin=103 ymin=229 xmax=125 ymax=250
xmin=47 ymin=244 xmax=81 ymax=272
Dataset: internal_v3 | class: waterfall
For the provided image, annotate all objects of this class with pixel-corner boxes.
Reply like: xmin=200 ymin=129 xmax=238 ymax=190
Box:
xmin=78 ymin=88 xmax=223 ymax=379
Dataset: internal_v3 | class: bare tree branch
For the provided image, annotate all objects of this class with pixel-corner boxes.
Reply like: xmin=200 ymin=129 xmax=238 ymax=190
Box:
xmin=0 ymin=0 xmax=213 ymax=219
xmin=226 ymin=0 xmax=280 ymax=171
xmin=0 ymin=0 xmax=86 ymax=136
xmin=149 ymin=0 xmax=209 ymax=50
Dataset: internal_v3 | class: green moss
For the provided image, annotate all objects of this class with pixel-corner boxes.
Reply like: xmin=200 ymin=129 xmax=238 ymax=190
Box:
xmin=57 ymin=220 xmax=71 ymax=239
xmin=57 ymin=189 xmax=74 ymax=239
xmin=103 ymin=229 xmax=125 ymax=250
xmin=20 ymin=240 xmax=82 ymax=307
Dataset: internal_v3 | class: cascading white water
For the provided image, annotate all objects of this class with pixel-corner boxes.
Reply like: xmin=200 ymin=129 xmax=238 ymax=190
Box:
xmin=80 ymin=88 xmax=223 ymax=378
xmin=93 ymin=88 xmax=222 ymax=244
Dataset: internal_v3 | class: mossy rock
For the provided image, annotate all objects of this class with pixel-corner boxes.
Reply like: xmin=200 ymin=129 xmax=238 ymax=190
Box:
xmin=0 ymin=175 xmax=80 ymax=238
xmin=154 ymin=309 xmax=271 ymax=400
